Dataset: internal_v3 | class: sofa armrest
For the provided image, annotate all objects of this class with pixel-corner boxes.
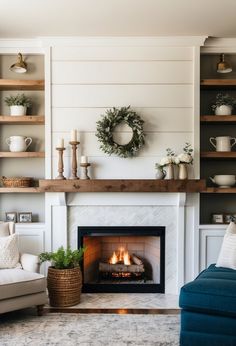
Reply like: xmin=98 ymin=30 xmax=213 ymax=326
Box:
xmin=20 ymin=253 xmax=40 ymax=273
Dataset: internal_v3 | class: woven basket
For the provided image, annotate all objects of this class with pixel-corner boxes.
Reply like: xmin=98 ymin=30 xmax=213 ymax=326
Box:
xmin=47 ymin=266 xmax=82 ymax=307
xmin=1 ymin=176 xmax=32 ymax=188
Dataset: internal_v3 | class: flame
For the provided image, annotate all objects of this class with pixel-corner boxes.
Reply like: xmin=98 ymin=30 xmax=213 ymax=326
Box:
xmin=109 ymin=247 xmax=131 ymax=265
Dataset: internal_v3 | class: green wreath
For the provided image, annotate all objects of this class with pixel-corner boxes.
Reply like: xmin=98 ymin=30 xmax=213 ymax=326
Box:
xmin=96 ymin=106 xmax=145 ymax=158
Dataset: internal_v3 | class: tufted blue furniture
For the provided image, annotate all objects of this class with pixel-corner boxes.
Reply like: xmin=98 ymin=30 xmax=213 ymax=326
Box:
xmin=179 ymin=264 xmax=236 ymax=346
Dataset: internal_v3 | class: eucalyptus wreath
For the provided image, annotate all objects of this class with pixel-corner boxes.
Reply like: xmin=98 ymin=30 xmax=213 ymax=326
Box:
xmin=96 ymin=106 xmax=145 ymax=158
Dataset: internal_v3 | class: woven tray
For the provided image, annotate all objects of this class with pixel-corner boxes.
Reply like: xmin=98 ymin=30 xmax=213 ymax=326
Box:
xmin=0 ymin=176 xmax=32 ymax=188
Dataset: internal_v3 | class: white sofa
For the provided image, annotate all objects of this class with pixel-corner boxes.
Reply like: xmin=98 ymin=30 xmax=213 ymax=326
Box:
xmin=0 ymin=222 xmax=47 ymax=315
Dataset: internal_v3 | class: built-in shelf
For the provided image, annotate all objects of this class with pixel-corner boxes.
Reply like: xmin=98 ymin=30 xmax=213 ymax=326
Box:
xmin=0 ymin=152 xmax=45 ymax=158
xmin=200 ymin=79 xmax=236 ymax=89
xmin=0 ymin=79 xmax=44 ymax=90
xmin=200 ymin=115 xmax=236 ymax=124
xmin=0 ymin=116 xmax=45 ymax=125
xmin=200 ymin=152 xmax=236 ymax=159
xmin=202 ymin=187 xmax=236 ymax=193
xmin=0 ymin=187 xmax=43 ymax=193
xmin=39 ymin=179 xmax=206 ymax=193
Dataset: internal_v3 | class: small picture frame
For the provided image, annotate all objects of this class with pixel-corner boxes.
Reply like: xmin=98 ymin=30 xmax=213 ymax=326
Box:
xmin=224 ymin=214 xmax=236 ymax=224
xmin=212 ymin=213 xmax=224 ymax=224
xmin=5 ymin=212 xmax=17 ymax=223
xmin=18 ymin=212 xmax=32 ymax=223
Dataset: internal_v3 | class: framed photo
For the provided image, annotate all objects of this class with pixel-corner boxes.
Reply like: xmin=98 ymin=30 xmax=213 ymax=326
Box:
xmin=18 ymin=212 xmax=32 ymax=223
xmin=224 ymin=214 xmax=236 ymax=224
xmin=5 ymin=212 xmax=17 ymax=223
xmin=212 ymin=213 xmax=224 ymax=224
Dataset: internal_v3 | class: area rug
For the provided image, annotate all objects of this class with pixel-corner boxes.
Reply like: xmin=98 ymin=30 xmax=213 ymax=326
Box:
xmin=0 ymin=309 xmax=180 ymax=346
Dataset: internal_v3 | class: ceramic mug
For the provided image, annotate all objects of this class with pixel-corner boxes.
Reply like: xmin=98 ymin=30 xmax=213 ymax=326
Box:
xmin=209 ymin=136 xmax=236 ymax=152
xmin=6 ymin=136 xmax=32 ymax=152
xmin=209 ymin=175 xmax=236 ymax=188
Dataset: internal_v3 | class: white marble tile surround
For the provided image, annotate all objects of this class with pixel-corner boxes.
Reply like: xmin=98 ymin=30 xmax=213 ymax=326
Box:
xmin=68 ymin=205 xmax=178 ymax=294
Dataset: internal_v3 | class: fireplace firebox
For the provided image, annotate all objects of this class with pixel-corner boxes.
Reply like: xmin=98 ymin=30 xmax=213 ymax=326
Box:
xmin=78 ymin=226 xmax=165 ymax=293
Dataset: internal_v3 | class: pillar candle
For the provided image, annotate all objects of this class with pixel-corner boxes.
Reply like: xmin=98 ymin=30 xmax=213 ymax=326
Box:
xmin=81 ymin=155 xmax=88 ymax=164
xmin=57 ymin=138 xmax=64 ymax=148
xmin=70 ymin=129 xmax=77 ymax=141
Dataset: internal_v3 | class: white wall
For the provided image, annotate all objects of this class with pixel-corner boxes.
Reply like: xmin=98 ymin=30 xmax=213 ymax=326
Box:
xmin=50 ymin=41 xmax=198 ymax=179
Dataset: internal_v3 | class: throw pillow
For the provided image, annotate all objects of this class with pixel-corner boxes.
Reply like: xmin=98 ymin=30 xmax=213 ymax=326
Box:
xmin=0 ymin=223 xmax=10 ymax=237
xmin=216 ymin=222 xmax=236 ymax=270
xmin=0 ymin=234 xmax=20 ymax=269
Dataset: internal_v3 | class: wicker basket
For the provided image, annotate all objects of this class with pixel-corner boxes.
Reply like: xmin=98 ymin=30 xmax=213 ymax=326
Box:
xmin=47 ymin=267 xmax=82 ymax=307
xmin=0 ymin=176 xmax=32 ymax=188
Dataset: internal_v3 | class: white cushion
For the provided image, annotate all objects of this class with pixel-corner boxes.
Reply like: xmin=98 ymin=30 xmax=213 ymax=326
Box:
xmin=0 ymin=234 xmax=20 ymax=269
xmin=216 ymin=222 xmax=236 ymax=269
xmin=0 ymin=223 xmax=10 ymax=237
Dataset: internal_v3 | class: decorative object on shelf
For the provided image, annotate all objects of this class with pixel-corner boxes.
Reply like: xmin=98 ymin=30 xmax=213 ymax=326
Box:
xmin=96 ymin=106 xmax=145 ymax=158
xmin=18 ymin=212 xmax=32 ymax=223
xmin=0 ymin=176 xmax=32 ymax=188
xmin=56 ymin=144 xmax=66 ymax=180
xmin=212 ymin=94 xmax=236 ymax=116
xmin=224 ymin=214 xmax=236 ymax=224
xmin=6 ymin=135 xmax=32 ymax=152
xmin=69 ymin=137 xmax=80 ymax=180
xmin=212 ymin=213 xmax=224 ymax=224
xmin=155 ymin=164 xmax=166 ymax=179
xmin=209 ymin=175 xmax=236 ymax=188
xmin=4 ymin=94 xmax=31 ymax=116
xmin=216 ymin=54 xmax=232 ymax=74
xmin=39 ymin=246 xmax=86 ymax=307
xmin=177 ymin=143 xmax=193 ymax=180
xmin=80 ymin=157 xmax=91 ymax=180
xmin=10 ymin=53 xmax=27 ymax=74
xmin=5 ymin=212 xmax=17 ymax=223
xmin=157 ymin=148 xmax=177 ymax=180
xmin=209 ymin=136 xmax=236 ymax=152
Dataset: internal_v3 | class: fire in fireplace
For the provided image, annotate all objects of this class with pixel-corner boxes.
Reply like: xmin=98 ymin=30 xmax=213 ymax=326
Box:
xmin=78 ymin=226 xmax=165 ymax=293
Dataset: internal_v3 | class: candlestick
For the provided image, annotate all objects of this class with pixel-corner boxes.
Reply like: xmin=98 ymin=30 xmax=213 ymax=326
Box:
xmin=80 ymin=163 xmax=91 ymax=180
xmin=69 ymin=140 xmax=80 ymax=179
xmin=70 ymin=129 xmax=77 ymax=142
xmin=81 ymin=155 xmax=88 ymax=164
xmin=56 ymin=147 xmax=66 ymax=180
xmin=57 ymin=138 xmax=64 ymax=148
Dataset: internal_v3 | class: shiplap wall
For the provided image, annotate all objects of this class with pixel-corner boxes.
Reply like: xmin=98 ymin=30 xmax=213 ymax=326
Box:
xmin=51 ymin=44 xmax=194 ymax=179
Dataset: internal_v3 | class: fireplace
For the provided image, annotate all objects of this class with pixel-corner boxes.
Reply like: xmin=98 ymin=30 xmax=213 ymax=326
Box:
xmin=78 ymin=226 xmax=165 ymax=293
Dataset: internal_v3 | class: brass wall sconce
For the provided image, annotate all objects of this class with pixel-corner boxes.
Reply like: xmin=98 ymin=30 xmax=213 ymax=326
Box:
xmin=217 ymin=53 xmax=232 ymax=73
xmin=10 ymin=53 xmax=27 ymax=73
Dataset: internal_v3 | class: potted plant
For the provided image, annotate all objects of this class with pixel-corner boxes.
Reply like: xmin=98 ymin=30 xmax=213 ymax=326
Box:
xmin=4 ymin=93 xmax=31 ymax=116
xmin=212 ymin=93 xmax=236 ymax=116
xmin=39 ymin=246 xmax=85 ymax=307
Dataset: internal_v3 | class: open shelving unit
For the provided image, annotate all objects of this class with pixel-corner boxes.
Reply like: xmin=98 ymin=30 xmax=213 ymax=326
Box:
xmin=0 ymin=79 xmax=44 ymax=90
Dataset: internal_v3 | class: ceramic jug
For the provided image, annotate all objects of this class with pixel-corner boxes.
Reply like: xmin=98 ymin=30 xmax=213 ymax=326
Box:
xmin=6 ymin=136 xmax=32 ymax=152
xmin=209 ymin=136 xmax=236 ymax=152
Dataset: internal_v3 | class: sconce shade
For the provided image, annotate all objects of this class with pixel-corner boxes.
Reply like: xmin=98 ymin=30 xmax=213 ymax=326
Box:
xmin=10 ymin=53 xmax=27 ymax=73
xmin=217 ymin=53 xmax=232 ymax=73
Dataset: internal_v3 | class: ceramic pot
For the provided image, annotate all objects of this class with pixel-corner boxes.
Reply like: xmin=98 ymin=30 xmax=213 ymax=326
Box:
xmin=178 ymin=163 xmax=188 ymax=180
xmin=6 ymin=136 xmax=32 ymax=152
xmin=215 ymin=105 xmax=232 ymax=116
xmin=209 ymin=175 xmax=236 ymax=188
xmin=210 ymin=136 xmax=236 ymax=152
xmin=164 ymin=164 xmax=174 ymax=180
xmin=155 ymin=167 xmax=166 ymax=180
xmin=9 ymin=105 xmax=27 ymax=116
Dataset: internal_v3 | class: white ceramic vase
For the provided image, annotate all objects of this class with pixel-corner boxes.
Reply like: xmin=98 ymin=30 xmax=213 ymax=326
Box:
xmin=178 ymin=163 xmax=188 ymax=180
xmin=215 ymin=105 xmax=232 ymax=116
xmin=10 ymin=105 xmax=27 ymax=116
xmin=164 ymin=164 xmax=174 ymax=180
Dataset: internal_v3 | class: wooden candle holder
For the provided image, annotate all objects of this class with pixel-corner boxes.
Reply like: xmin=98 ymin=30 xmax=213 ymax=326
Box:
xmin=69 ymin=141 xmax=80 ymax=179
xmin=80 ymin=163 xmax=91 ymax=180
xmin=56 ymin=147 xmax=66 ymax=180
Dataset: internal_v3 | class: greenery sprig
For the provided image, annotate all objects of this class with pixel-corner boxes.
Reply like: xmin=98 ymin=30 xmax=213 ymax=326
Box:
xmin=96 ymin=106 xmax=145 ymax=158
xmin=4 ymin=93 xmax=31 ymax=107
xmin=39 ymin=246 xmax=86 ymax=269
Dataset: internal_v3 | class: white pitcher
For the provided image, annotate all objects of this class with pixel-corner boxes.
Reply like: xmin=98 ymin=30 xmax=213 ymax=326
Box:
xmin=6 ymin=136 xmax=32 ymax=152
xmin=209 ymin=136 xmax=236 ymax=152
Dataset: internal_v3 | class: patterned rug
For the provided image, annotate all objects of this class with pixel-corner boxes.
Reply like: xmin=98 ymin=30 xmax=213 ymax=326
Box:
xmin=0 ymin=309 xmax=180 ymax=346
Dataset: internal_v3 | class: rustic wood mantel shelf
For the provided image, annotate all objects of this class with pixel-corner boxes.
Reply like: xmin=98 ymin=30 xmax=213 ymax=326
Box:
xmin=39 ymin=179 xmax=206 ymax=193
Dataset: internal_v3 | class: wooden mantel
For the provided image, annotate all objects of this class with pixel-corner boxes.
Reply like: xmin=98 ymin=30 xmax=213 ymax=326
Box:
xmin=39 ymin=179 xmax=205 ymax=193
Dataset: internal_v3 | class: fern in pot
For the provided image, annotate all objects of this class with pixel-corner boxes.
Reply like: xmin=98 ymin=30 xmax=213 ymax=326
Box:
xmin=5 ymin=93 xmax=31 ymax=116
xmin=39 ymin=246 xmax=86 ymax=307
xmin=212 ymin=93 xmax=236 ymax=116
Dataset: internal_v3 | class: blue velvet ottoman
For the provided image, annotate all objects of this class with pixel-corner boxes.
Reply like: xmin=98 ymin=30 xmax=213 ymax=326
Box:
xmin=179 ymin=264 xmax=236 ymax=346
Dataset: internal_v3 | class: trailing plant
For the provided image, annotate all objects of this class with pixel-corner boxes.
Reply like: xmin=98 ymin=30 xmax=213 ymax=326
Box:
xmin=4 ymin=93 xmax=31 ymax=107
xmin=39 ymin=246 xmax=86 ymax=269
xmin=96 ymin=106 xmax=145 ymax=158
xmin=212 ymin=93 xmax=236 ymax=111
